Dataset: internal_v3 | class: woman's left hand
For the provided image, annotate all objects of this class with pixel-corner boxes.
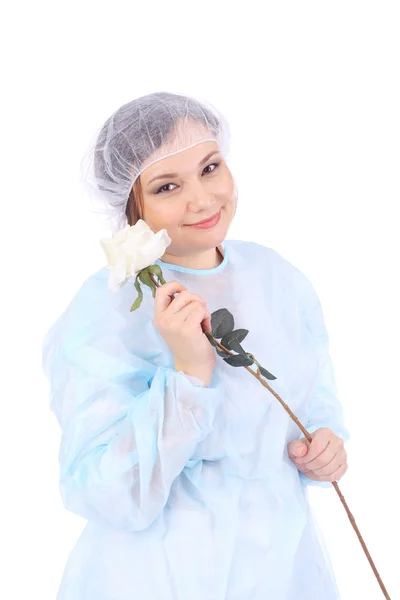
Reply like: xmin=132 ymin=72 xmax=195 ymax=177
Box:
xmin=287 ymin=427 xmax=348 ymax=483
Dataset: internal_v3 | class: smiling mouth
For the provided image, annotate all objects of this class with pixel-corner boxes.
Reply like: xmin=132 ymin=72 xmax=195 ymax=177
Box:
xmin=185 ymin=210 xmax=221 ymax=227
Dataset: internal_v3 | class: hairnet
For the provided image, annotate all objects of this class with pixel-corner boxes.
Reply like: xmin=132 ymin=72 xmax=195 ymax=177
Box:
xmin=79 ymin=92 xmax=232 ymax=233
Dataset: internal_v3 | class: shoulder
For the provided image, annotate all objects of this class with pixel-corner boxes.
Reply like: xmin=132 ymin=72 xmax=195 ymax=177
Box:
xmin=225 ymin=238 xmax=309 ymax=281
xmin=224 ymin=238 xmax=277 ymax=269
xmin=46 ymin=267 xmax=119 ymax=336
xmin=225 ymin=239 xmax=318 ymax=306
xmin=62 ymin=265 xmax=154 ymax=321
xmin=42 ymin=265 xmax=152 ymax=366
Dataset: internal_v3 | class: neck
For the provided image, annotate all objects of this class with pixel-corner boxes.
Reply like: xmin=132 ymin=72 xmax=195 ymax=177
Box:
xmin=159 ymin=246 xmax=223 ymax=270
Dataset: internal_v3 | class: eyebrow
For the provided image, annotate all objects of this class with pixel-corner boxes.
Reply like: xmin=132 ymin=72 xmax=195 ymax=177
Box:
xmin=147 ymin=150 xmax=220 ymax=185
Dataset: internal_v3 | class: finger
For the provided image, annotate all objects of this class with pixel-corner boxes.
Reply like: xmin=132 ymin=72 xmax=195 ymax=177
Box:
xmin=169 ymin=301 xmax=206 ymax=329
xmin=329 ymin=463 xmax=348 ymax=482
xmin=309 ymin=462 xmax=348 ymax=483
xmin=164 ymin=290 xmax=194 ymax=316
xmin=201 ymin=315 xmax=212 ymax=333
xmin=167 ymin=291 xmax=207 ymax=315
xmin=170 ymin=290 xmax=206 ymax=312
xmin=296 ymin=433 xmax=345 ymax=471
xmin=309 ymin=449 xmax=347 ymax=476
xmin=184 ymin=304 xmax=210 ymax=330
xmin=187 ymin=293 xmax=207 ymax=306
xmin=154 ymin=281 xmax=187 ymax=317
xmin=294 ymin=429 xmax=331 ymax=464
xmin=303 ymin=453 xmax=341 ymax=476
xmin=296 ymin=444 xmax=337 ymax=471
xmin=288 ymin=439 xmax=309 ymax=460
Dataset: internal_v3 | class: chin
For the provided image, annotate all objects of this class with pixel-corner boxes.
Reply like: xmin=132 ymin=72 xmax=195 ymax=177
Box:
xmin=197 ymin=222 xmax=229 ymax=251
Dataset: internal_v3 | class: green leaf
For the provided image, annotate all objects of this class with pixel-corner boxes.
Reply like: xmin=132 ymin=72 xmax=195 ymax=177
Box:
xmin=204 ymin=331 xmax=217 ymax=347
xmin=130 ymin=294 xmax=143 ymax=311
xmin=221 ymin=329 xmax=249 ymax=354
xmin=211 ymin=308 xmax=234 ymax=339
xmin=138 ymin=269 xmax=157 ymax=297
xmin=259 ymin=366 xmax=277 ymax=380
xmin=223 ymin=353 xmax=254 ymax=367
xmin=130 ymin=276 xmax=143 ymax=312
xmin=216 ymin=347 xmax=231 ymax=358
xmin=147 ymin=264 xmax=166 ymax=285
xmin=204 ymin=330 xmax=231 ymax=356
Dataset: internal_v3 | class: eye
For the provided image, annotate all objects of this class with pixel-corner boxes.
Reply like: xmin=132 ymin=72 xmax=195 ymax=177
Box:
xmin=155 ymin=183 xmax=177 ymax=195
xmin=203 ymin=162 xmax=220 ymax=175
xmin=155 ymin=162 xmax=220 ymax=194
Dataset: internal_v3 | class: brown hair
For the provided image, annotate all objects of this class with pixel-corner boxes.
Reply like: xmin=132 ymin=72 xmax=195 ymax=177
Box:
xmin=125 ymin=176 xmax=144 ymax=226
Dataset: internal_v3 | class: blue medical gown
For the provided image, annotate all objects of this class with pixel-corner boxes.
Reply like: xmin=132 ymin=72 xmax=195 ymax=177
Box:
xmin=42 ymin=239 xmax=350 ymax=600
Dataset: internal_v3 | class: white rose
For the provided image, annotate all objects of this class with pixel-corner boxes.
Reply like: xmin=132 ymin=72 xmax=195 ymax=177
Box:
xmin=100 ymin=220 xmax=171 ymax=292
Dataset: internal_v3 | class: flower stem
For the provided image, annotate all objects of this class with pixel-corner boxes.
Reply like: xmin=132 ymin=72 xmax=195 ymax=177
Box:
xmin=149 ymin=273 xmax=161 ymax=288
xmin=147 ymin=270 xmax=390 ymax=598
xmin=210 ymin=339 xmax=391 ymax=598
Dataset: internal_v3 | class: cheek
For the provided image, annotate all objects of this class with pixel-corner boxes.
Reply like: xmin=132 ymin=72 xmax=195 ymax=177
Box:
xmin=214 ymin=175 xmax=236 ymax=202
xmin=143 ymin=200 xmax=185 ymax=229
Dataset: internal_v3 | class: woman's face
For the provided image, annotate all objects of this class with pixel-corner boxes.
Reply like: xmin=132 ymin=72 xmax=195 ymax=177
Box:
xmin=138 ymin=140 xmax=237 ymax=257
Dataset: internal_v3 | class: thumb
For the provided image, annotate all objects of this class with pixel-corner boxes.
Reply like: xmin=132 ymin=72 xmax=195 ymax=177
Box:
xmin=201 ymin=314 xmax=212 ymax=333
xmin=288 ymin=439 xmax=309 ymax=459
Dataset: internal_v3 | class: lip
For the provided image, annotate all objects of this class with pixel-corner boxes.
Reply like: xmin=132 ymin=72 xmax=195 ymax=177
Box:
xmin=185 ymin=210 xmax=221 ymax=229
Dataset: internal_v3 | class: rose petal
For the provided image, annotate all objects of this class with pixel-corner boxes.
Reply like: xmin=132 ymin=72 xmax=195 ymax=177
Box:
xmin=108 ymin=257 xmax=127 ymax=291
xmin=101 ymin=223 xmax=171 ymax=281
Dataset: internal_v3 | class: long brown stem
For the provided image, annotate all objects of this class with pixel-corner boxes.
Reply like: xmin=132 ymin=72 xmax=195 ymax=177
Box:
xmin=148 ymin=272 xmax=391 ymax=598
xmin=211 ymin=338 xmax=390 ymax=598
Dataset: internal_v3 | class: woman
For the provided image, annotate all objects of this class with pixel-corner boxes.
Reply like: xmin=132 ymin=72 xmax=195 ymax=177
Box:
xmin=42 ymin=91 xmax=350 ymax=599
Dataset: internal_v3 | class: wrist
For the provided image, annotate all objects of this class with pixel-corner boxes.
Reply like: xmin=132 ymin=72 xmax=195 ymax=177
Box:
xmin=174 ymin=361 xmax=214 ymax=387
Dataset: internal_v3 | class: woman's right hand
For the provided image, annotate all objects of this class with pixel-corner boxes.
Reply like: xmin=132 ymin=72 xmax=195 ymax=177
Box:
xmin=153 ymin=281 xmax=216 ymax=386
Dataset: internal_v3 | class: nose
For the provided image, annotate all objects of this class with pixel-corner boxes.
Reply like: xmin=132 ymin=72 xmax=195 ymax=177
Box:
xmin=187 ymin=178 xmax=215 ymax=212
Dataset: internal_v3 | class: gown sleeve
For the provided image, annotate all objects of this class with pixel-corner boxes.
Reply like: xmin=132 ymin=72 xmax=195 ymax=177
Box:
xmin=296 ymin=271 xmax=351 ymax=488
xmin=41 ymin=272 xmax=223 ymax=532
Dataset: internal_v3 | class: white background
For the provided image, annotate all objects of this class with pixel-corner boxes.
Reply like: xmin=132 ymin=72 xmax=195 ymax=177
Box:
xmin=2 ymin=1 xmax=399 ymax=598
